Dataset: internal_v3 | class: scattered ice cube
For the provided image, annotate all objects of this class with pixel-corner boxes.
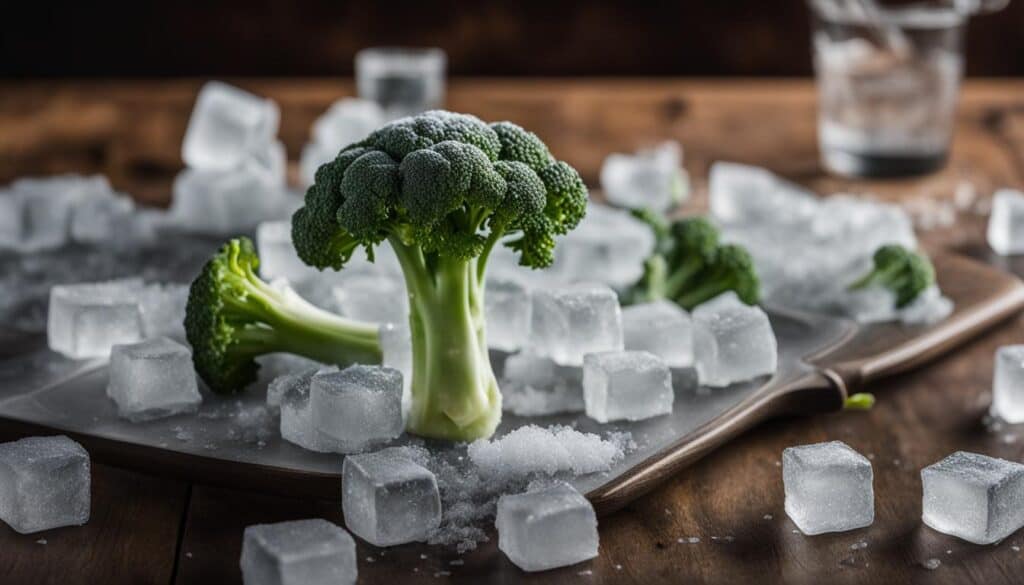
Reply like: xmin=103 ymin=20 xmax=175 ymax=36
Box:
xmin=501 ymin=352 xmax=584 ymax=416
xmin=529 ymin=283 xmax=623 ymax=366
xmin=898 ymin=285 xmax=954 ymax=325
xmin=140 ymin=283 xmax=190 ymax=341
xmin=583 ymin=351 xmax=674 ymax=423
xmin=256 ymin=220 xmax=319 ymax=283
xmin=69 ymin=189 xmax=135 ymax=245
xmin=279 ymin=369 xmax=349 ymax=453
xmin=600 ymin=140 xmax=687 ymax=211
xmin=182 ymin=81 xmax=280 ymax=171
xmin=331 ymin=273 xmax=408 ymax=326
xmin=552 ymin=203 xmax=657 ymax=288
xmin=692 ymin=293 xmax=777 ymax=387
xmin=839 ymin=286 xmax=899 ymax=324
xmin=468 ymin=425 xmax=627 ymax=479
xmin=709 ymin=161 xmax=818 ymax=225
xmin=47 ymin=279 xmax=146 ymax=359
xmin=342 ymin=448 xmax=442 ymax=546
xmin=379 ymin=322 xmax=413 ymax=419
xmin=310 ymin=366 xmax=404 ymax=453
xmin=0 ymin=436 xmax=90 ymax=534
xmin=486 ymin=278 xmax=532 ymax=352
xmin=107 ymin=337 xmax=202 ymax=422
xmin=783 ymin=441 xmax=874 ymax=535
xmin=495 ymin=482 xmax=598 ymax=572
xmin=170 ymin=167 xmax=288 ymax=235
xmin=987 ymin=189 xmax=1024 ymax=255
xmin=240 ymin=518 xmax=357 ymax=585
xmin=621 ymin=300 xmax=693 ymax=368
xmin=312 ymin=99 xmax=385 ymax=154
xmin=993 ymin=345 xmax=1024 ymax=423
xmin=921 ymin=451 xmax=1024 ymax=545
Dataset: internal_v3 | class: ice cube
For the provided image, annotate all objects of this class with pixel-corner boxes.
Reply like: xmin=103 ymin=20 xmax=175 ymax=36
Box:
xmin=600 ymin=140 xmax=688 ymax=212
xmin=552 ymin=204 xmax=656 ymax=288
xmin=107 ymin=337 xmax=202 ymax=422
xmin=342 ymin=449 xmax=442 ymax=546
xmin=621 ymin=300 xmax=694 ymax=368
xmin=529 ymin=283 xmax=623 ymax=366
xmin=312 ymin=98 xmax=385 ymax=154
xmin=468 ymin=425 xmax=626 ymax=478
xmin=331 ymin=274 xmax=408 ymax=326
xmin=692 ymin=294 xmax=777 ymax=387
xmin=247 ymin=140 xmax=288 ymax=187
xmin=256 ymin=220 xmax=320 ymax=283
xmin=583 ymin=351 xmax=673 ymax=423
xmin=0 ymin=436 xmax=90 ymax=534
xmin=6 ymin=186 xmax=75 ymax=253
xmin=47 ymin=279 xmax=146 ymax=359
xmin=182 ymin=81 xmax=280 ymax=171
xmin=921 ymin=451 xmax=1024 ymax=545
xmin=988 ymin=189 xmax=1024 ymax=256
xmin=992 ymin=345 xmax=1024 ymax=423
xmin=69 ymin=190 xmax=135 ymax=245
xmin=0 ymin=190 xmax=21 ymax=250
xmin=501 ymin=352 xmax=584 ymax=416
xmin=279 ymin=369 xmax=348 ymax=453
xmin=170 ymin=167 xmax=288 ymax=235
xmin=486 ymin=278 xmax=532 ymax=352
xmin=309 ymin=366 xmax=404 ymax=453
xmin=899 ymin=285 xmax=954 ymax=326
xmin=240 ymin=518 xmax=357 ymax=585
xmin=840 ymin=286 xmax=899 ymax=323
xmin=379 ymin=323 xmax=413 ymax=419
xmin=495 ymin=482 xmax=599 ymax=572
xmin=709 ymin=161 xmax=818 ymax=225
xmin=299 ymin=141 xmax=337 ymax=187
xmin=140 ymin=283 xmax=190 ymax=341
xmin=782 ymin=441 xmax=874 ymax=535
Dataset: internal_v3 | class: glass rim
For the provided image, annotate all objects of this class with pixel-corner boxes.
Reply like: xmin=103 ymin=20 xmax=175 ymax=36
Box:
xmin=808 ymin=1 xmax=967 ymax=31
xmin=355 ymin=47 xmax=447 ymax=66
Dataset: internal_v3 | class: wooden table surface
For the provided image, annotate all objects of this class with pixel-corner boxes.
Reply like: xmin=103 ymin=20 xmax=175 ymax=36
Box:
xmin=3 ymin=78 xmax=1024 ymax=584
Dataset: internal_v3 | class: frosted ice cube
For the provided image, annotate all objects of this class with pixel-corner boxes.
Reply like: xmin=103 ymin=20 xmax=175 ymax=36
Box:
xmin=501 ymin=352 xmax=584 ymax=416
xmin=69 ymin=190 xmax=134 ymax=245
xmin=0 ymin=190 xmax=21 ymax=250
xmin=9 ymin=187 xmax=75 ymax=252
xmin=621 ymin=300 xmax=693 ymax=368
xmin=0 ymin=436 xmax=90 ymax=534
xmin=310 ymin=366 xmax=404 ymax=453
xmin=709 ymin=161 xmax=818 ymax=225
xmin=247 ymin=140 xmax=287 ymax=187
xmin=342 ymin=449 xmax=442 ymax=546
xmin=600 ymin=140 xmax=687 ymax=211
xmin=583 ymin=351 xmax=673 ymax=423
xmin=529 ymin=283 xmax=623 ymax=366
xmin=379 ymin=323 xmax=412 ymax=419
xmin=486 ymin=278 xmax=531 ymax=351
xmin=182 ymin=81 xmax=280 ymax=171
xmin=312 ymin=98 xmax=385 ymax=154
xmin=987 ymin=189 xmax=1024 ymax=255
xmin=782 ymin=441 xmax=874 ymax=535
xmin=331 ymin=274 xmax=408 ymax=326
xmin=240 ymin=518 xmax=357 ymax=585
xmin=468 ymin=425 xmax=626 ymax=478
xmin=140 ymin=283 xmax=190 ymax=341
xmin=107 ymin=337 xmax=202 ymax=422
xmin=899 ymin=285 xmax=954 ymax=326
xmin=840 ymin=286 xmax=899 ymax=324
xmin=47 ymin=279 xmax=146 ymax=359
xmin=495 ymin=482 xmax=598 ymax=572
xmin=170 ymin=167 xmax=287 ymax=235
xmin=921 ymin=451 xmax=1024 ymax=545
xmin=992 ymin=345 xmax=1024 ymax=423
xmin=553 ymin=204 xmax=656 ymax=287
xmin=268 ymin=369 xmax=315 ymax=410
xmin=692 ymin=295 xmax=777 ymax=387
xmin=256 ymin=220 xmax=320 ymax=283
xmin=279 ymin=369 xmax=350 ymax=453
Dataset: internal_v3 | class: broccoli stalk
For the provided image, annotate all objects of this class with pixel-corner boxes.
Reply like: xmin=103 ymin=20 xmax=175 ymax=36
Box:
xmin=184 ymin=238 xmax=381 ymax=394
xmin=291 ymin=111 xmax=588 ymax=441
xmin=848 ymin=244 xmax=935 ymax=307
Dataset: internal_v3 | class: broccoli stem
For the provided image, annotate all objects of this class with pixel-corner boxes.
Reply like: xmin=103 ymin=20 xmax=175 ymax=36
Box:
xmin=675 ymin=279 xmax=731 ymax=310
xmin=390 ymin=238 xmax=502 ymax=440
xmin=662 ymin=257 xmax=705 ymax=300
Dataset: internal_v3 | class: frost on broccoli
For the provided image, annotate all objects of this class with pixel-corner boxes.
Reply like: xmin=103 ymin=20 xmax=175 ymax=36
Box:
xmin=848 ymin=244 xmax=935 ymax=307
xmin=292 ymin=111 xmax=588 ymax=441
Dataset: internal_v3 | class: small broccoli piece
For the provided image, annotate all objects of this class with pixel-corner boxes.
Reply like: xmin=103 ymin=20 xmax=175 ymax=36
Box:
xmin=675 ymin=244 xmax=760 ymax=310
xmin=848 ymin=244 xmax=935 ymax=307
xmin=184 ymin=237 xmax=382 ymax=394
xmin=290 ymin=111 xmax=588 ymax=441
xmin=662 ymin=217 xmax=720 ymax=298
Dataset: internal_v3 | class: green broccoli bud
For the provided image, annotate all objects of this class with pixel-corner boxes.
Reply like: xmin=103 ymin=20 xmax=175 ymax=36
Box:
xmin=848 ymin=244 xmax=935 ymax=308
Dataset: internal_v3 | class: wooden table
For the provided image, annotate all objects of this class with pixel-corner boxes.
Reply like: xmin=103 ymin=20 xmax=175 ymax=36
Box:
xmin=2 ymin=79 xmax=1024 ymax=584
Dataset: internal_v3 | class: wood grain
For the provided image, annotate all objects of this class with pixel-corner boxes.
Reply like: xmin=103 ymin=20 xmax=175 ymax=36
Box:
xmin=2 ymin=79 xmax=1024 ymax=583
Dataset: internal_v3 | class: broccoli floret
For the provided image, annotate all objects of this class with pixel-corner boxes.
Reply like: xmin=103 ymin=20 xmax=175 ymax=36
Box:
xmin=184 ymin=237 xmax=382 ymax=394
xmin=848 ymin=244 xmax=935 ymax=307
xmin=291 ymin=111 xmax=588 ymax=441
xmin=675 ymin=244 xmax=760 ymax=310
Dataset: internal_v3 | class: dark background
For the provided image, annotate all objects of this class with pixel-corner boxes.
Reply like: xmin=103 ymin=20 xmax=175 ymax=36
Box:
xmin=2 ymin=0 xmax=1022 ymax=78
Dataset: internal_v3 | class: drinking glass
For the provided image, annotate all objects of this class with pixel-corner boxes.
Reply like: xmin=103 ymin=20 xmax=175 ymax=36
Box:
xmin=355 ymin=47 xmax=447 ymax=120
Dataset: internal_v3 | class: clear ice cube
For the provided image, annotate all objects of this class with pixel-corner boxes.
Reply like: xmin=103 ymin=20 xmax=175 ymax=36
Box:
xmin=987 ymin=189 xmax=1024 ymax=256
xmin=182 ymin=81 xmax=280 ymax=171
xmin=501 ymin=351 xmax=584 ymax=416
xmin=529 ymin=283 xmax=623 ymax=366
xmin=309 ymin=366 xmax=404 ymax=453
xmin=312 ymin=98 xmax=385 ymax=154
xmin=140 ymin=283 xmax=190 ymax=341
xmin=107 ymin=337 xmax=202 ymax=422
xmin=600 ymin=140 xmax=688 ymax=211
xmin=992 ymin=345 xmax=1024 ymax=424
xmin=495 ymin=482 xmax=598 ymax=572
xmin=552 ymin=203 xmax=656 ymax=288
xmin=47 ymin=279 xmax=146 ymax=359
xmin=170 ymin=167 xmax=288 ymax=235
xmin=0 ymin=436 xmax=90 ymax=534
xmin=921 ymin=451 xmax=1024 ymax=545
xmin=256 ymin=220 xmax=320 ymax=283
xmin=782 ymin=441 xmax=874 ymax=535
xmin=583 ymin=351 xmax=673 ymax=423
xmin=69 ymin=190 xmax=135 ymax=245
xmin=279 ymin=369 xmax=349 ymax=454
xmin=379 ymin=323 xmax=413 ymax=419
xmin=486 ymin=278 xmax=532 ymax=352
xmin=331 ymin=274 xmax=408 ymax=326
xmin=342 ymin=448 xmax=442 ymax=546
xmin=621 ymin=300 xmax=694 ymax=368
xmin=692 ymin=294 xmax=777 ymax=387
xmin=240 ymin=518 xmax=357 ymax=585
xmin=709 ymin=161 xmax=818 ymax=226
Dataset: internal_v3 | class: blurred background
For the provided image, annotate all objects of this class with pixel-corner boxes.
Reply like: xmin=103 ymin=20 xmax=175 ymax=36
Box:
xmin=3 ymin=0 xmax=1023 ymax=78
